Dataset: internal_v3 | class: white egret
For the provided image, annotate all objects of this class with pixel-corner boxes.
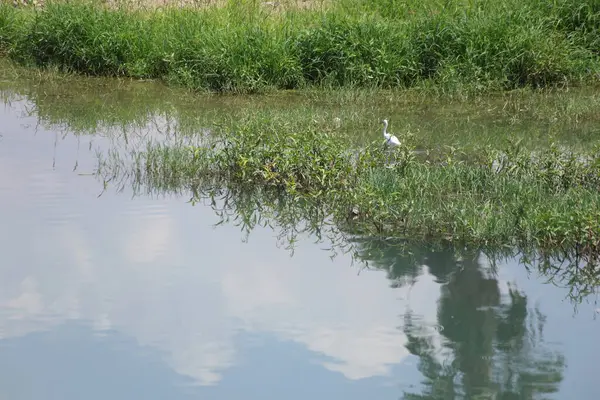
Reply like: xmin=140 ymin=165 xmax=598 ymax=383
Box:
xmin=382 ymin=119 xmax=400 ymax=147
xmin=382 ymin=119 xmax=400 ymax=166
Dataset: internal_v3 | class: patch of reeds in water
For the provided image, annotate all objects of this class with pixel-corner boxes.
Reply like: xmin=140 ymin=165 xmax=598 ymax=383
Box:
xmin=96 ymin=115 xmax=600 ymax=266
xmin=95 ymin=121 xmax=600 ymax=304
xmin=1 ymin=0 xmax=599 ymax=92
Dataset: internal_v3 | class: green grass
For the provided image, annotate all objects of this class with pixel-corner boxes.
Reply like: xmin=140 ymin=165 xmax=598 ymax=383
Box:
xmin=96 ymin=113 xmax=600 ymax=265
xmin=1 ymin=0 xmax=599 ymax=93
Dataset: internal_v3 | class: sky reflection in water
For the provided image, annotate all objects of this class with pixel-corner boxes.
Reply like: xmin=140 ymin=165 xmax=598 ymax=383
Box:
xmin=0 ymin=94 xmax=599 ymax=400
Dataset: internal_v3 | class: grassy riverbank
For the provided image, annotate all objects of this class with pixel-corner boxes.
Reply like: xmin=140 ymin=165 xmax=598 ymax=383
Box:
xmin=1 ymin=0 xmax=599 ymax=93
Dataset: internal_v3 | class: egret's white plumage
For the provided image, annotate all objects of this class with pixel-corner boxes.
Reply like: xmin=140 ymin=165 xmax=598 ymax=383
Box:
xmin=382 ymin=119 xmax=400 ymax=147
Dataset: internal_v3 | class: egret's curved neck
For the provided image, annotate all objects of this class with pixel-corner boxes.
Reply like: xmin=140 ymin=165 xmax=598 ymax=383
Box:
xmin=382 ymin=121 xmax=388 ymax=135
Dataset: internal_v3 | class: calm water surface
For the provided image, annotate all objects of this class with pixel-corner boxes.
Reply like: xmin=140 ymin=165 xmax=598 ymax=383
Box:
xmin=0 ymin=79 xmax=599 ymax=400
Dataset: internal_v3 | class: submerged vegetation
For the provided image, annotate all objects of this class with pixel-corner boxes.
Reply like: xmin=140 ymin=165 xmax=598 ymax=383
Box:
xmin=2 ymin=60 xmax=600 ymax=153
xmin=1 ymin=0 xmax=600 ymax=93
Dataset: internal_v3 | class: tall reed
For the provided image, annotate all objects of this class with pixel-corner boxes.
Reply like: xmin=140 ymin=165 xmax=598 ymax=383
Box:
xmin=1 ymin=0 xmax=599 ymax=92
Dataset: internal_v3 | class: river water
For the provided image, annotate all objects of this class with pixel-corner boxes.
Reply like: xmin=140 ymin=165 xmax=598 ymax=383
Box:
xmin=0 ymin=72 xmax=599 ymax=400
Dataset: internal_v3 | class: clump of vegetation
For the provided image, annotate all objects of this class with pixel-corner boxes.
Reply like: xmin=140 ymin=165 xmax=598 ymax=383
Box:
xmin=96 ymin=117 xmax=600 ymax=303
xmin=1 ymin=0 xmax=599 ymax=93
xmin=97 ymin=114 xmax=600 ymax=261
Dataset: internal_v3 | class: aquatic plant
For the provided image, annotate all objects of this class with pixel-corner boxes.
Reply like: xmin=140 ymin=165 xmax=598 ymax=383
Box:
xmin=96 ymin=129 xmax=600 ymax=305
xmin=96 ymin=114 xmax=600 ymax=264
xmin=1 ymin=0 xmax=599 ymax=93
